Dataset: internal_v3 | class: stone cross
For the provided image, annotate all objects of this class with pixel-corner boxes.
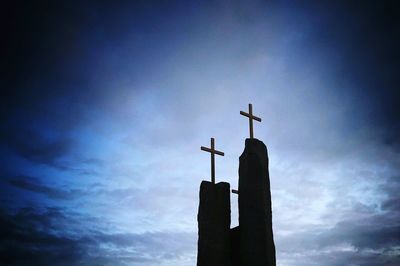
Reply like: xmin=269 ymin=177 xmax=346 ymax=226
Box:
xmin=201 ymin=138 xmax=224 ymax=184
xmin=240 ymin=103 xmax=262 ymax=139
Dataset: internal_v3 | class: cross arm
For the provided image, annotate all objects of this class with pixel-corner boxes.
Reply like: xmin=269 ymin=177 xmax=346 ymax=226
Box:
xmin=240 ymin=111 xmax=250 ymax=117
xmin=200 ymin=146 xmax=224 ymax=156
xmin=240 ymin=111 xmax=261 ymax=122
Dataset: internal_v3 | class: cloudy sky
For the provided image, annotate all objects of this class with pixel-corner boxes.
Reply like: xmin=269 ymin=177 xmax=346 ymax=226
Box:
xmin=1 ymin=1 xmax=399 ymax=265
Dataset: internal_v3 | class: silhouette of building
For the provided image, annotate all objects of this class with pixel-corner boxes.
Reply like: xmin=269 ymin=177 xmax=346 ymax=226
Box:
xmin=197 ymin=104 xmax=276 ymax=266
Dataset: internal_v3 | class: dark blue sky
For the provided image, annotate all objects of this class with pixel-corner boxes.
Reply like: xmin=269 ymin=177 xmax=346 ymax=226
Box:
xmin=1 ymin=1 xmax=400 ymax=265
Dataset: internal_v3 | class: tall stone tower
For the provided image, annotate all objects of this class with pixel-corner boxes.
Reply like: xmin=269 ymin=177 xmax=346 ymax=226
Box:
xmin=197 ymin=181 xmax=231 ymax=266
xmin=237 ymin=138 xmax=276 ymax=266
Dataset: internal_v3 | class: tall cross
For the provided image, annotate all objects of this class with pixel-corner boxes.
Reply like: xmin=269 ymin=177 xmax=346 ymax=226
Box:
xmin=201 ymin=138 xmax=224 ymax=184
xmin=240 ymin=103 xmax=262 ymax=139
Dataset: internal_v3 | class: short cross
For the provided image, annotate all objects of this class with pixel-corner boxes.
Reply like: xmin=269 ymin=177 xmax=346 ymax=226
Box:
xmin=240 ymin=103 xmax=262 ymax=139
xmin=201 ymin=138 xmax=224 ymax=184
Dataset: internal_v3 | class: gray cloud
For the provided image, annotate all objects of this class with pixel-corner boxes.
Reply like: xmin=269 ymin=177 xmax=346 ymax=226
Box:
xmin=0 ymin=128 xmax=72 ymax=169
xmin=276 ymin=194 xmax=400 ymax=266
xmin=0 ymin=207 xmax=195 ymax=266
xmin=7 ymin=176 xmax=81 ymax=200
xmin=380 ymin=175 xmax=400 ymax=212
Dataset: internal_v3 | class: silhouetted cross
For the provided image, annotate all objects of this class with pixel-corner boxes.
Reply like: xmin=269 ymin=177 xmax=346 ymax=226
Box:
xmin=240 ymin=103 xmax=262 ymax=139
xmin=201 ymin=138 xmax=224 ymax=184
xmin=232 ymin=189 xmax=239 ymax=194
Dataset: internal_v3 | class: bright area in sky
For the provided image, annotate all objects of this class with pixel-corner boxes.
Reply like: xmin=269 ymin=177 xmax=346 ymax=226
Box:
xmin=1 ymin=1 xmax=399 ymax=266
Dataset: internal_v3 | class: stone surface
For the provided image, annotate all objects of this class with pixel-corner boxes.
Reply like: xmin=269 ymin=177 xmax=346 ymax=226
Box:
xmin=230 ymin=226 xmax=240 ymax=266
xmin=197 ymin=181 xmax=231 ymax=266
xmin=238 ymin=138 xmax=276 ymax=266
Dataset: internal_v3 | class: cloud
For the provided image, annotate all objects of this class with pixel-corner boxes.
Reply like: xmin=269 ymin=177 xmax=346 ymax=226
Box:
xmin=0 ymin=128 xmax=72 ymax=169
xmin=4 ymin=176 xmax=197 ymax=237
xmin=7 ymin=176 xmax=81 ymax=200
xmin=380 ymin=175 xmax=400 ymax=212
xmin=0 ymin=207 xmax=195 ymax=266
xmin=0 ymin=125 xmax=106 ymax=177
xmin=0 ymin=207 xmax=86 ymax=266
xmin=276 ymin=194 xmax=400 ymax=266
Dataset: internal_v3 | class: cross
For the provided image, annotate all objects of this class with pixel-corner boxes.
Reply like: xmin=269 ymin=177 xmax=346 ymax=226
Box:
xmin=201 ymin=138 xmax=224 ymax=184
xmin=240 ymin=103 xmax=262 ymax=139
xmin=232 ymin=189 xmax=239 ymax=194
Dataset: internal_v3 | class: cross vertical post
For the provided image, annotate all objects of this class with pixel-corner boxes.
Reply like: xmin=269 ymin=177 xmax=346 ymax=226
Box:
xmin=249 ymin=104 xmax=253 ymax=139
xmin=210 ymin=138 xmax=215 ymax=183
xmin=201 ymin=137 xmax=224 ymax=184
xmin=240 ymin=103 xmax=262 ymax=139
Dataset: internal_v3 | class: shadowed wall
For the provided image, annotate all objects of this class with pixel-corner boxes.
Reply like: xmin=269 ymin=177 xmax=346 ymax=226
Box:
xmin=197 ymin=181 xmax=231 ymax=266
xmin=238 ymin=138 xmax=276 ymax=266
